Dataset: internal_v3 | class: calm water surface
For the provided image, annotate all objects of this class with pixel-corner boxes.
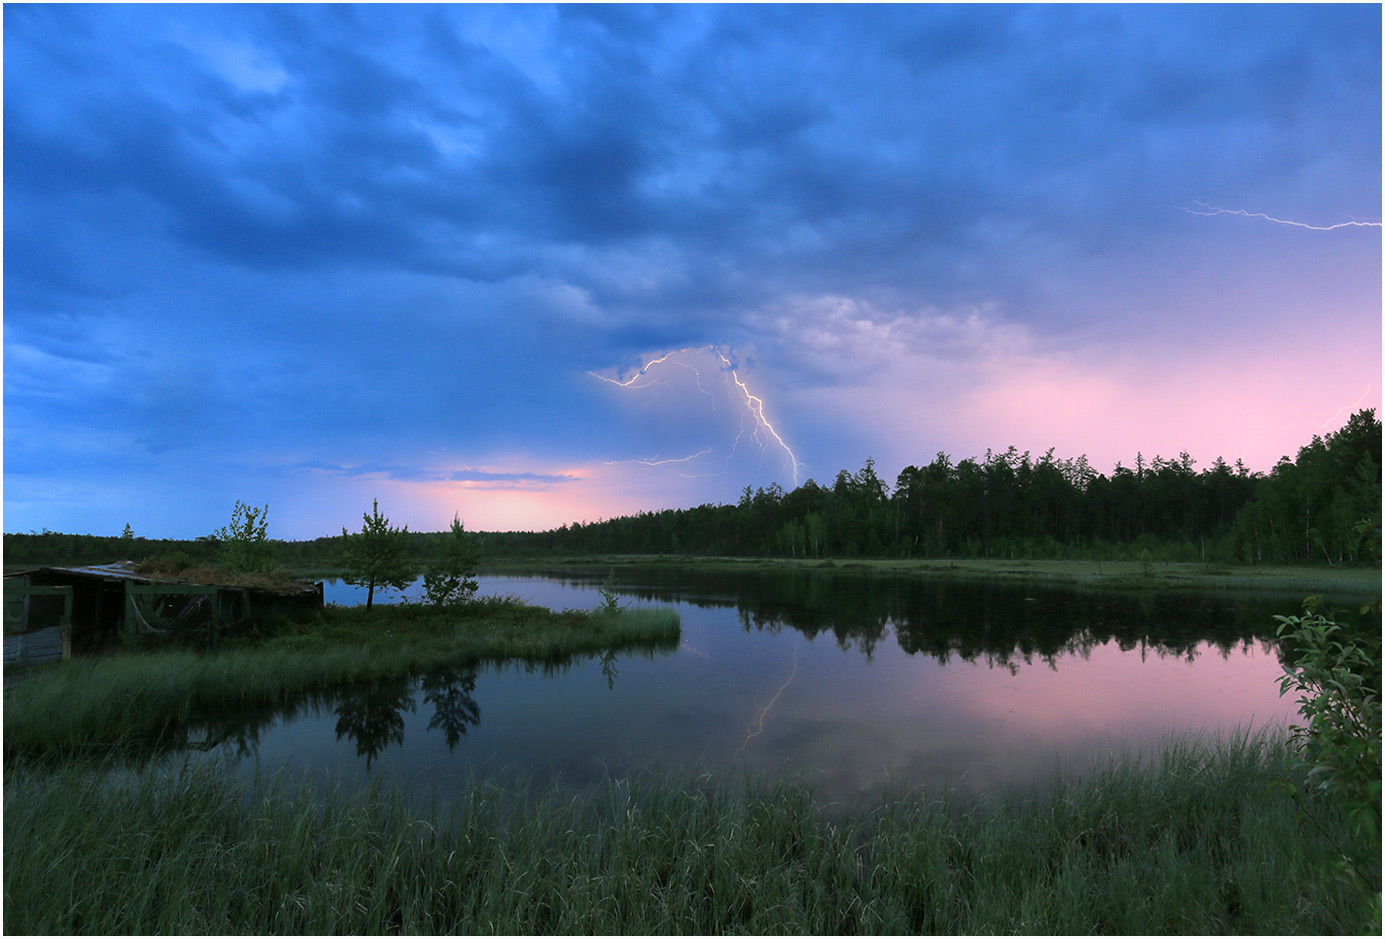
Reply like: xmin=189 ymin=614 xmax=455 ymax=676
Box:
xmin=207 ymin=569 xmax=1301 ymax=803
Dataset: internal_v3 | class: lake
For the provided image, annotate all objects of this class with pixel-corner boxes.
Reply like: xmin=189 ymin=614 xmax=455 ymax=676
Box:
xmin=206 ymin=567 xmax=1306 ymax=804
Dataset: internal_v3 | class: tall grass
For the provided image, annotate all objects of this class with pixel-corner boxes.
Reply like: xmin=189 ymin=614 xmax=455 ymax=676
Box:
xmin=3 ymin=598 xmax=679 ymax=758
xmin=4 ymin=731 xmax=1375 ymax=934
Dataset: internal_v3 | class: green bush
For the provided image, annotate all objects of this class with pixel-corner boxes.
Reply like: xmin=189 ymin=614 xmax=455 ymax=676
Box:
xmin=214 ymin=501 xmax=275 ymax=574
xmin=1275 ymin=597 xmax=1381 ymax=890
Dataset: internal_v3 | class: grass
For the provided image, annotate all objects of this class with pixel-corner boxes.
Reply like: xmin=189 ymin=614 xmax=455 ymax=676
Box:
xmin=130 ymin=556 xmax=314 ymax=593
xmin=4 ymin=731 xmax=1376 ymax=935
xmin=2 ymin=596 xmax=679 ymax=759
xmin=490 ymin=555 xmax=1382 ymax=596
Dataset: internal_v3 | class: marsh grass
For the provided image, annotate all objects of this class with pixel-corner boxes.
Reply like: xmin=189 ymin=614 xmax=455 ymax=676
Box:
xmin=488 ymin=557 xmax=1381 ymax=603
xmin=3 ymin=598 xmax=679 ymax=758
xmin=3 ymin=731 xmax=1374 ymax=935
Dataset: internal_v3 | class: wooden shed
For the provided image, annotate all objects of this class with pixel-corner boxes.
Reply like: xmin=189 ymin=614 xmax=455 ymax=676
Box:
xmin=4 ymin=564 xmax=323 ymax=661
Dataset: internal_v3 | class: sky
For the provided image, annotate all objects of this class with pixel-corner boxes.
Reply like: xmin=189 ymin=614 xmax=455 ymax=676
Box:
xmin=4 ymin=3 xmax=1381 ymax=540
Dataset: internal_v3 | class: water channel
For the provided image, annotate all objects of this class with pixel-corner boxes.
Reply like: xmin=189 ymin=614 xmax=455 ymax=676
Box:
xmin=204 ymin=568 xmax=1314 ymax=804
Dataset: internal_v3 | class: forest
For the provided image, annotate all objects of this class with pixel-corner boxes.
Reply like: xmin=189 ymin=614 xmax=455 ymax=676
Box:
xmin=4 ymin=409 xmax=1379 ymax=569
xmin=476 ymin=408 xmax=1381 ymax=565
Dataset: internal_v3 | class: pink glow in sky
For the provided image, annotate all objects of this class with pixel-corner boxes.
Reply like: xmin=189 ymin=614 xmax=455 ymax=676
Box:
xmin=959 ymin=335 xmax=1382 ymax=474
xmin=4 ymin=5 xmax=1378 ymax=538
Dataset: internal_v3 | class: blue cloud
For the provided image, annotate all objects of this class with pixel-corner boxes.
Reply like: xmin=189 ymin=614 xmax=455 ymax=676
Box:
xmin=3 ymin=3 xmax=1378 ymax=537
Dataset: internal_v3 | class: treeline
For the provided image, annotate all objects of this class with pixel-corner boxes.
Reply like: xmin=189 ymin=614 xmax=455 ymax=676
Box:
xmin=487 ymin=409 xmax=1381 ymax=565
xmin=5 ymin=410 xmax=1379 ymax=569
xmin=1 ymin=529 xmax=476 ymax=573
xmin=2 ymin=532 xmax=221 ymax=570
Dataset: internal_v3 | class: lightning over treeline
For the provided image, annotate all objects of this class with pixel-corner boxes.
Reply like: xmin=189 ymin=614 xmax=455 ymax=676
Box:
xmin=1181 ymin=201 xmax=1383 ymax=230
xmin=470 ymin=409 xmax=1380 ymax=568
xmin=7 ymin=411 xmax=1378 ymax=572
xmin=591 ymin=346 xmax=805 ymax=486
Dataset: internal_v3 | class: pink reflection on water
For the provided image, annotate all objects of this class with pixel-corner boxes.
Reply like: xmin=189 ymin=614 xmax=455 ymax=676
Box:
xmin=786 ymin=633 xmax=1299 ymax=798
xmin=940 ymin=638 xmax=1294 ymax=742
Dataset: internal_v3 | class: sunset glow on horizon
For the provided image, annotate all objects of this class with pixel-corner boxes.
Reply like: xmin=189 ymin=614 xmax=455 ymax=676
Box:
xmin=4 ymin=4 xmax=1379 ymax=539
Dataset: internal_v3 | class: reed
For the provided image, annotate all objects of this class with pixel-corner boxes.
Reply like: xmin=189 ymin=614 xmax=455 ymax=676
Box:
xmin=4 ymin=731 xmax=1375 ymax=935
xmin=3 ymin=599 xmax=679 ymax=758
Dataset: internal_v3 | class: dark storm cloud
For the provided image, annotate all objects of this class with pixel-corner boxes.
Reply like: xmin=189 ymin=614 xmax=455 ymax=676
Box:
xmin=4 ymin=3 xmax=1378 ymax=537
xmin=10 ymin=3 xmax=1357 ymax=312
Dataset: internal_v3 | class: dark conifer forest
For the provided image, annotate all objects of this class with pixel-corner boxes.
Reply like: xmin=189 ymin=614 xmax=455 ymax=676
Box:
xmin=484 ymin=409 xmax=1380 ymax=564
xmin=5 ymin=410 xmax=1379 ymax=568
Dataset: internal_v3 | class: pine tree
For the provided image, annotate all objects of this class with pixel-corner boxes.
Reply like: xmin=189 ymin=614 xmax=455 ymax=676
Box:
xmin=422 ymin=514 xmax=482 ymax=607
xmin=340 ymin=499 xmax=415 ymax=611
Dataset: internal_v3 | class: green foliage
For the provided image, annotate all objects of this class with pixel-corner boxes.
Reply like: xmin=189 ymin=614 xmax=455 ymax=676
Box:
xmin=120 ymin=523 xmax=133 ymax=541
xmin=468 ymin=411 xmax=1378 ymax=562
xmin=421 ymin=514 xmax=482 ymax=608
xmin=134 ymin=551 xmax=199 ymax=577
xmin=339 ymin=499 xmax=415 ymax=611
xmin=596 ymin=568 xmax=629 ymax=616
xmin=1276 ymin=597 xmax=1382 ymax=887
xmin=213 ymin=501 xmax=275 ymax=574
xmin=1139 ymin=547 xmax=1154 ymax=577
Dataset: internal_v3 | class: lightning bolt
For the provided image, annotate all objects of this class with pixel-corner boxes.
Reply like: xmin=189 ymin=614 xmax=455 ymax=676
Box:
xmin=1313 ymin=382 xmax=1377 ymax=432
xmin=715 ymin=352 xmax=804 ymax=486
xmin=601 ymin=448 xmax=713 ymax=467
xmin=592 ymin=346 xmax=804 ymax=487
xmin=734 ymin=641 xmax=800 ymax=759
xmin=589 ymin=348 xmax=716 ymax=399
xmin=1180 ymin=201 xmax=1380 ymax=448
xmin=1180 ymin=201 xmax=1382 ymax=231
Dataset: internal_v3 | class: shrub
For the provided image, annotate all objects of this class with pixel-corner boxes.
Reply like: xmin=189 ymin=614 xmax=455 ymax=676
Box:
xmin=214 ymin=501 xmax=275 ymax=574
xmin=596 ymin=569 xmax=629 ymax=616
xmin=1275 ymin=597 xmax=1381 ymax=889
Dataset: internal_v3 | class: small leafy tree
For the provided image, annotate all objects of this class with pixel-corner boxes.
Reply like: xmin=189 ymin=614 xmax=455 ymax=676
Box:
xmin=214 ymin=501 xmax=274 ymax=574
xmin=340 ymin=499 xmax=415 ymax=611
xmin=596 ymin=569 xmax=629 ymax=616
xmin=121 ymin=523 xmax=134 ymax=542
xmin=422 ymin=514 xmax=482 ymax=608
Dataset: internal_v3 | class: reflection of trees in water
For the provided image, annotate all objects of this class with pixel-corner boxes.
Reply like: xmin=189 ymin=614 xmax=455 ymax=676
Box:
xmin=599 ymin=649 xmax=619 ymax=689
xmin=179 ymin=647 xmax=634 ymax=763
xmin=333 ymin=678 xmax=417 ymax=767
xmin=421 ymin=667 xmax=481 ymax=750
xmin=169 ymin=570 xmax=1294 ymax=759
xmin=610 ymin=567 xmax=1289 ymax=673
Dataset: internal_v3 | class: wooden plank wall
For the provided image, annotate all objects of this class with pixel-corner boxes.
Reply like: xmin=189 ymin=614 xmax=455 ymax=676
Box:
xmin=4 ymin=626 xmax=65 ymax=667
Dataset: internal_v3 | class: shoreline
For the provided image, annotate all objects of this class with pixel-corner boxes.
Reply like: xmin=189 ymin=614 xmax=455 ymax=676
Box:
xmin=475 ymin=555 xmax=1382 ymax=597
xmin=3 ymin=599 xmax=680 ymax=758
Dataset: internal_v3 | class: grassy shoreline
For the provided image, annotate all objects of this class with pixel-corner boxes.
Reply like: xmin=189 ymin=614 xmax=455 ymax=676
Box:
xmin=11 ymin=556 xmax=1376 ymax=596
xmin=477 ymin=555 xmax=1382 ymax=596
xmin=4 ymin=731 xmax=1376 ymax=935
xmin=3 ymin=597 xmax=679 ymax=759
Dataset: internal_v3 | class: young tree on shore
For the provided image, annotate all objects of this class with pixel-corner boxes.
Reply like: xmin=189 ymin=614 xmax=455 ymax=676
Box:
xmin=340 ymin=499 xmax=415 ymax=611
xmin=422 ymin=514 xmax=481 ymax=607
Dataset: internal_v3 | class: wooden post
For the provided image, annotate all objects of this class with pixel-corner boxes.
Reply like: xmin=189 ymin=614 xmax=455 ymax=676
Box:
xmin=61 ymin=588 xmax=73 ymax=660
xmin=125 ymin=582 xmax=139 ymax=648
